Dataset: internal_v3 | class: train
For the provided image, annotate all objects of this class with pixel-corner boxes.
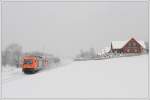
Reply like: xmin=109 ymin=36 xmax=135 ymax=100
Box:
xmin=21 ymin=55 xmax=48 ymax=74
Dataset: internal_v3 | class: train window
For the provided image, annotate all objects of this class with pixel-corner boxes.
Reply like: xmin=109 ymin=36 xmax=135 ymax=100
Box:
xmin=24 ymin=59 xmax=33 ymax=64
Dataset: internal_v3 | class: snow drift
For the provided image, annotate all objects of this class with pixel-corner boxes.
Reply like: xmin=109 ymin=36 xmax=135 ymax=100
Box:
xmin=2 ymin=55 xmax=148 ymax=98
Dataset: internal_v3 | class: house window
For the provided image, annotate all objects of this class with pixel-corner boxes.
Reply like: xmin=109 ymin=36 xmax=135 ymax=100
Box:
xmin=128 ymin=43 xmax=131 ymax=47
xmin=134 ymin=49 xmax=137 ymax=53
xmin=133 ymin=42 xmax=136 ymax=46
xmin=127 ymin=49 xmax=130 ymax=53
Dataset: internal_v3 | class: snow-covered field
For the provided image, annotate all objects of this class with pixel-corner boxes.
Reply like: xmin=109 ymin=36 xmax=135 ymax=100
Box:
xmin=2 ymin=66 xmax=23 ymax=84
xmin=2 ymin=55 xmax=148 ymax=98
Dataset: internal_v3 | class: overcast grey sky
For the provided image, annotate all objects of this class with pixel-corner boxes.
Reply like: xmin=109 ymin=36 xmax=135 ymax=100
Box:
xmin=2 ymin=1 xmax=148 ymax=57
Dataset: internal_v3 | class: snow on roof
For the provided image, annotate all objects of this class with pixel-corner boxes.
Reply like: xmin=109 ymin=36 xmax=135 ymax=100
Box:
xmin=111 ymin=39 xmax=146 ymax=49
xmin=111 ymin=41 xmax=128 ymax=49
xmin=102 ymin=47 xmax=111 ymax=52
xmin=137 ymin=41 xmax=146 ymax=48
xmin=98 ymin=47 xmax=111 ymax=55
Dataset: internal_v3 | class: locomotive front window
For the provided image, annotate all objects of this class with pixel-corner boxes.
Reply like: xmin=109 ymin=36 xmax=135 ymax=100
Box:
xmin=23 ymin=59 xmax=33 ymax=64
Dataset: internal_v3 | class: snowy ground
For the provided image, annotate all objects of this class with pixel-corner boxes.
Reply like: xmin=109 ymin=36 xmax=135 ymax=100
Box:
xmin=2 ymin=55 xmax=148 ymax=98
xmin=2 ymin=66 xmax=23 ymax=84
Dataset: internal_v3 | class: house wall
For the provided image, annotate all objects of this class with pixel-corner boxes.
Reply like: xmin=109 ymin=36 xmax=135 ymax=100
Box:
xmin=122 ymin=39 xmax=143 ymax=53
xmin=111 ymin=43 xmax=123 ymax=53
xmin=111 ymin=49 xmax=123 ymax=53
xmin=111 ymin=38 xmax=144 ymax=54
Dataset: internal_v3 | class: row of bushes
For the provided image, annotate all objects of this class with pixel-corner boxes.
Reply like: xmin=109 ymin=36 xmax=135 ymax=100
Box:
xmin=75 ymin=48 xmax=98 ymax=60
xmin=75 ymin=47 xmax=148 ymax=61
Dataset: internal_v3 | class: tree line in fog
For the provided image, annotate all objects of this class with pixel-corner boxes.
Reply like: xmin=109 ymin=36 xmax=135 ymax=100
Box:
xmin=2 ymin=43 xmax=60 ymax=67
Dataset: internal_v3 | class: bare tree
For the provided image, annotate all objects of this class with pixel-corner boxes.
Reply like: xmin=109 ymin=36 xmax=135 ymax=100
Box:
xmin=3 ymin=44 xmax=22 ymax=67
xmin=2 ymin=51 xmax=7 ymax=66
xmin=145 ymin=41 xmax=149 ymax=53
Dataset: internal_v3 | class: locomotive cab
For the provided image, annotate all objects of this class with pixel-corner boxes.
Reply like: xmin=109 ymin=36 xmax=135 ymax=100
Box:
xmin=21 ymin=55 xmax=48 ymax=74
xmin=21 ymin=56 xmax=39 ymax=74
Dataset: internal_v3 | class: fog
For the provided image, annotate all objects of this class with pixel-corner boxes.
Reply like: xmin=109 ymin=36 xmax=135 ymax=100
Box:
xmin=2 ymin=1 xmax=148 ymax=57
